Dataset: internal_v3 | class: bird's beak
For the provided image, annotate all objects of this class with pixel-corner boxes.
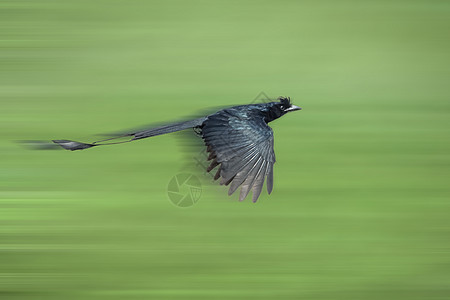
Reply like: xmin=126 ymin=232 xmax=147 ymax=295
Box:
xmin=285 ymin=105 xmax=302 ymax=112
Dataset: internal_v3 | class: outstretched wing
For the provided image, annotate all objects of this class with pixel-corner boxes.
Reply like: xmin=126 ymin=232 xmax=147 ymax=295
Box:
xmin=202 ymin=109 xmax=276 ymax=202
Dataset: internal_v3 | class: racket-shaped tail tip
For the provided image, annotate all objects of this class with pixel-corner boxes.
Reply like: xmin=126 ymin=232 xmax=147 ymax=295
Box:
xmin=52 ymin=140 xmax=96 ymax=151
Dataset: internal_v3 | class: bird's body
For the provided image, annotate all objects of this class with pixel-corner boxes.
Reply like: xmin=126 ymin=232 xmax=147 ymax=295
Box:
xmin=53 ymin=97 xmax=301 ymax=202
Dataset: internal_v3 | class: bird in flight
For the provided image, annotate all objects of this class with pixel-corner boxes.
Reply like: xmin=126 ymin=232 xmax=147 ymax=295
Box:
xmin=53 ymin=97 xmax=301 ymax=202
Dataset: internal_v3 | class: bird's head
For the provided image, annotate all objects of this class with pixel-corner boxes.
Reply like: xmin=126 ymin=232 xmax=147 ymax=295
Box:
xmin=264 ymin=96 xmax=301 ymax=122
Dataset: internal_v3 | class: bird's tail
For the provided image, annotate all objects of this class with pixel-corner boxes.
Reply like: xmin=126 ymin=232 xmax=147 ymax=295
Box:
xmin=52 ymin=117 xmax=207 ymax=151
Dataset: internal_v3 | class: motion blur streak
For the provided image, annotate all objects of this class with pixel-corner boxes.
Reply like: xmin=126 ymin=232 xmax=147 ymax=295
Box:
xmin=1 ymin=1 xmax=449 ymax=299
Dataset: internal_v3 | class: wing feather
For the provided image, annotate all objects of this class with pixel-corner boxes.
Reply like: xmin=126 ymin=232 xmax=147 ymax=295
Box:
xmin=202 ymin=109 xmax=276 ymax=202
xmin=238 ymin=156 xmax=264 ymax=201
xmin=252 ymin=161 xmax=270 ymax=202
xmin=267 ymin=164 xmax=274 ymax=194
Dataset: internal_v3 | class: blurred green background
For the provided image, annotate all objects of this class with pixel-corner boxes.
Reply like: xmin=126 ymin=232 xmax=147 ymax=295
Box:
xmin=1 ymin=0 xmax=449 ymax=299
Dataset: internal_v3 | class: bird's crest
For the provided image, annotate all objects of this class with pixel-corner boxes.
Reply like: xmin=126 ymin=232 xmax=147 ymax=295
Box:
xmin=278 ymin=96 xmax=291 ymax=108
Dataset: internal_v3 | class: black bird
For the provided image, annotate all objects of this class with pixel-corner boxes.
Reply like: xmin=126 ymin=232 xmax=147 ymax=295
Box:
xmin=53 ymin=97 xmax=301 ymax=202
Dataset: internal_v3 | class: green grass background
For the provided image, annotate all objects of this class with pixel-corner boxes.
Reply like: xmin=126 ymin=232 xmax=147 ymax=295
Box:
xmin=1 ymin=1 xmax=449 ymax=299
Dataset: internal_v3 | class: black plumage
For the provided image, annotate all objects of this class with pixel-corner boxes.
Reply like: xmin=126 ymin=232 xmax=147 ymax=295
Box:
xmin=53 ymin=97 xmax=301 ymax=202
